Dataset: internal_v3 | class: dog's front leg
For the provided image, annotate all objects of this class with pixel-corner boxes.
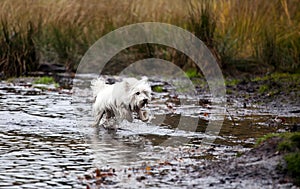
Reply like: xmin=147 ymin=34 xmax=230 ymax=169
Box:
xmin=125 ymin=111 xmax=133 ymax=122
xmin=121 ymin=108 xmax=133 ymax=122
xmin=93 ymin=110 xmax=104 ymax=127
xmin=118 ymin=104 xmax=133 ymax=122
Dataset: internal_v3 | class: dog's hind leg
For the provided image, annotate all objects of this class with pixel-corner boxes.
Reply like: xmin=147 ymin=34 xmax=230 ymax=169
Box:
xmin=93 ymin=110 xmax=104 ymax=127
xmin=105 ymin=109 xmax=114 ymax=119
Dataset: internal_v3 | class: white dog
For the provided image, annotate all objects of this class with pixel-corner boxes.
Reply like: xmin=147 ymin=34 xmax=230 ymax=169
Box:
xmin=91 ymin=77 xmax=152 ymax=127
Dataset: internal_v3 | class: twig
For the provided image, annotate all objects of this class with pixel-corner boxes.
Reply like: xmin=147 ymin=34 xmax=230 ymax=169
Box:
xmin=226 ymin=108 xmax=237 ymax=127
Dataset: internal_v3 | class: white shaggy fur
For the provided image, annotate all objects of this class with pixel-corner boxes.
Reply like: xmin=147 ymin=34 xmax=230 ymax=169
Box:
xmin=91 ymin=77 xmax=151 ymax=127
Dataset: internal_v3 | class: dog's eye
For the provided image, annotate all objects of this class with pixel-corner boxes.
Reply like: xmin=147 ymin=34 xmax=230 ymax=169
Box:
xmin=136 ymin=92 xmax=140 ymax=95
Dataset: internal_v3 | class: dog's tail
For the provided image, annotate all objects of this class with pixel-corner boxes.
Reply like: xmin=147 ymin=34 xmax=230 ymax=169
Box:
xmin=91 ymin=78 xmax=106 ymax=99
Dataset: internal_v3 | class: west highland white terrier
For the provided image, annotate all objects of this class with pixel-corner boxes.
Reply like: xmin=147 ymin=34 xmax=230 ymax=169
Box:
xmin=91 ymin=77 xmax=152 ymax=127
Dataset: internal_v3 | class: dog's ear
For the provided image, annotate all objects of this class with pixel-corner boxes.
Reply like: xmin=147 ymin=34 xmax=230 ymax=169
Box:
xmin=141 ymin=76 xmax=148 ymax=82
xmin=124 ymin=81 xmax=130 ymax=92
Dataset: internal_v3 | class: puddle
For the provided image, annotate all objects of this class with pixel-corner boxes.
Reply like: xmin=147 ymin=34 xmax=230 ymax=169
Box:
xmin=0 ymin=76 xmax=299 ymax=188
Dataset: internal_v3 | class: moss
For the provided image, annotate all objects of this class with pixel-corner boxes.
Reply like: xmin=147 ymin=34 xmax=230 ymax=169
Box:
xmin=236 ymin=152 xmax=243 ymax=157
xmin=190 ymin=78 xmax=207 ymax=88
xmin=152 ymin=86 xmax=163 ymax=93
xmin=226 ymin=89 xmax=233 ymax=94
xmin=290 ymin=133 xmax=300 ymax=149
xmin=225 ymin=78 xmax=240 ymax=86
xmin=54 ymin=83 xmax=60 ymax=88
xmin=277 ymin=132 xmax=300 ymax=152
xmin=270 ymin=73 xmax=300 ymax=83
xmin=255 ymin=132 xmax=298 ymax=148
xmin=284 ymin=152 xmax=300 ymax=185
xmin=253 ymin=73 xmax=300 ymax=83
xmin=255 ymin=133 xmax=280 ymax=146
xmin=256 ymin=132 xmax=300 ymax=185
xmin=34 ymin=76 xmax=56 ymax=85
xmin=185 ymin=69 xmax=200 ymax=79
xmin=251 ymin=72 xmax=300 ymax=96
xmin=282 ymin=132 xmax=300 ymax=186
xmin=258 ymin=84 xmax=269 ymax=94
xmin=278 ymin=140 xmax=294 ymax=152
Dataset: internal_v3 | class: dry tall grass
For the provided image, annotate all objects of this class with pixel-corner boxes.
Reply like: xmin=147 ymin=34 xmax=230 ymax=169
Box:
xmin=0 ymin=0 xmax=299 ymax=77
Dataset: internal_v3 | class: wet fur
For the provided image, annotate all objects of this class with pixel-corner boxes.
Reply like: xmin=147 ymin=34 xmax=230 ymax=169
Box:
xmin=91 ymin=77 xmax=151 ymax=127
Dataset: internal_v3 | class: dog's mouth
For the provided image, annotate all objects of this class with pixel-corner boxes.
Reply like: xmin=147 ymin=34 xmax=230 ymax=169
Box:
xmin=130 ymin=99 xmax=149 ymax=112
xmin=138 ymin=109 xmax=149 ymax=121
xmin=139 ymin=99 xmax=149 ymax=108
xmin=128 ymin=100 xmax=149 ymax=122
xmin=129 ymin=99 xmax=149 ymax=112
xmin=136 ymin=104 xmax=149 ymax=122
xmin=130 ymin=104 xmax=141 ymax=112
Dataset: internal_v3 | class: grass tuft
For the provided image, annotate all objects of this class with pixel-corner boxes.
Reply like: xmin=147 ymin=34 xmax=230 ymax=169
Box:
xmin=255 ymin=133 xmax=281 ymax=146
xmin=34 ymin=76 xmax=56 ymax=85
xmin=185 ymin=68 xmax=200 ymax=79
xmin=0 ymin=19 xmax=39 ymax=78
xmin=285 ymin=152 xmax=300 ymax=185
xmin=152 ymin=86 xmax=163 ymax=93
xmin=256 ymin=132 xmax=300 ymax=185
xmin=0 ymin=0 xmax=299 ymax=77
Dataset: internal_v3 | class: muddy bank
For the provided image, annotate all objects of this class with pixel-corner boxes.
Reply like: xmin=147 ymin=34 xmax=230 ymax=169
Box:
xmin=80 ymin=136 xmax=298 ymax=189
xmin=196 ymin=137 xmax=295 ymax=188
xmin=225 ymin=73 xmax=300 ymax=114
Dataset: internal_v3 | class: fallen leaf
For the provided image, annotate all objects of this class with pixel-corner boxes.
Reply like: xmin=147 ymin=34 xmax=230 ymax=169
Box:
xmin=95 ymin=169 xmax=101 ymax=177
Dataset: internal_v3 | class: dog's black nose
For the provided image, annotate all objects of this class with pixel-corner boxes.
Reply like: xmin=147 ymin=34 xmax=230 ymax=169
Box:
xmin=143 ymin=99 xmax=148 ymax=104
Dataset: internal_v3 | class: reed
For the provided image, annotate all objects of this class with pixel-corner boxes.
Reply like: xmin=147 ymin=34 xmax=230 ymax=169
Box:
xmin=0 ymin=0 xmax=299 ymax=77
xmin=0 ymin=19 xmax=39 ymax=77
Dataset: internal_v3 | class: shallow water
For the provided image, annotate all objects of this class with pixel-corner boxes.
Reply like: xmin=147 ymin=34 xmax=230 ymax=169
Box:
xmin=0 ymin=77 xmax=299 ymax=188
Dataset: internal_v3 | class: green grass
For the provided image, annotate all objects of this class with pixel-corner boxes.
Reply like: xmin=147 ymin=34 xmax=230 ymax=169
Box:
xmin=185 ymin=68 xmax=201 ymax=79
xmin=225 ymin=78 xmax=240 ymax=86
xmin=255 ymin=133 xmax=281 ymax=146
xmin=258 ymin=84 xmax=269 ymax=94
xmin=0 ymin=20 xmax=39 ymax=78
xmin=256 ymin=132 xmax=300 ymax=148
xmin=251 ymin=72 xmax=300 ymax=95
xmin=275 ymin=132 xmax=300 ymax=152
xmin=256 ymin=132 xmax=300 ymax=186
xmin=34 ymin=76 xmax=56 ymax=85
xmin=152 ymin=86 xmax=163 ymax=93
xmin=282 ymin=132 xmax=300 ymax=185
xmin=0 ymin=0 xmax=299 ymax=77
xmin=285 ymin=152 xmax=300 ymax=185
xmin=253 ymin=73 xmax=300 ymax=82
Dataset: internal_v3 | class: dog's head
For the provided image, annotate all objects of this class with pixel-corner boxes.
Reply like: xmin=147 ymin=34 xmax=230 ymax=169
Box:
xmin=124 ymin=77 xmax=152 ymax=111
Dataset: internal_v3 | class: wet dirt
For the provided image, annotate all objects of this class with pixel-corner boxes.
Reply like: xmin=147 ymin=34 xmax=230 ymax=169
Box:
xmin=0 ymin=75 xmax=299 ymax=188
